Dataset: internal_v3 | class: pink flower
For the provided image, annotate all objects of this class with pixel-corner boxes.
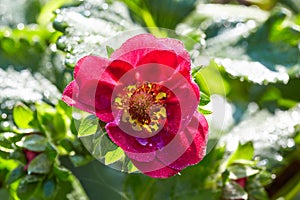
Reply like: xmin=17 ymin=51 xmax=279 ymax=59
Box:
xmin=62 ymin=34 xmax=209 ymax=178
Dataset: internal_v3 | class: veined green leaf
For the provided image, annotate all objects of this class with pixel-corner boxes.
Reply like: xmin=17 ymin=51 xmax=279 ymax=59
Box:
xmin=28 ymin=153 xmax=52 ymax=174
xmin=16 ymin=134 xmax=47 ymax=152
xmin=105 ymin=147 xmax=125 ymax=165
xmin=78 ymin=115 xmax=99 ymax=137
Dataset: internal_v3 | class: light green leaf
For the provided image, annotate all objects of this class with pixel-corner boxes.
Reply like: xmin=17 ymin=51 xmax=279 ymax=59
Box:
xmin=106 ymin=45 xmax=115 ymax=58
xmin=16 ymin=134 xmax=48 ymax=152
xmin=198 ymin=107 xmax=212 ymax=115
xmin=226 ymin=142 xmax=254 ymax=167
xmin=28 ymin=153 xmax=52 ymax=174
xmin=13 ymin=103 xmax=34 ymax=129
xmin=78 ymin=115 xmax=99 ymax=137
xmin=105 ymin=147 xmax=125 ymax=165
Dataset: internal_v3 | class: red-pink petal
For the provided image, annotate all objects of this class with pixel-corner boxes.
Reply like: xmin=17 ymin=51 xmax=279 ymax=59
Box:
xmin=159 ymin=37 xmax=191 ymax=65
xmin=157 ymin=111 xmax=209 ymax=170
xmin=105 ymin=122 xmax=157 ymax=162
xmin=74 ymin=55 xmax=113 ymax=85
xmin=95 ymin=81 xmax=115 ymax=122
xmin=131 ymin=158 xmax=180 ymax=178
xmin=104 ymin=60 xmax=133 ymax=82
xmin=62 ymin=81 xmax=97 ymax=115
xmin=136 ymin=50 xmax=178 ymax=70
xmin=110 ymin=34 xmax=164 ymax=61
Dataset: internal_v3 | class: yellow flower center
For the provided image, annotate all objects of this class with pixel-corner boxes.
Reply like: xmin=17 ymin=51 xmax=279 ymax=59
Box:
xmin=115 ymin=82 xmax=167 ymax=133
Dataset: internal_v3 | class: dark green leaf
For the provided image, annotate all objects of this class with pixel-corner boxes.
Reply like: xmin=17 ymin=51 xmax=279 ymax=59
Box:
xmin=78 ymin=115 xmax=99 ymax=137
xmin=12 ymin=103 xmax=34 ymax=129
xmin=124 ymin=0 xmax=196 ymax=29
xmin=55 ymin=173 xmax=88 ymax=200
xmin=199 ymin=91 xmax=211 ymax=106
xmin=16 ymin=134 xmax=47 ymax=152
xmin=246 ymin=179 xmax=269 ymax=200
xmin=9 ymin=149 xmax=27 ymax=164
xmin=43 ymin=178 xmax=56 ymax=199
xmin=69 ymin=155 xmax=92 ymax=167
xmin=28 ymin=153 xmax=52 ymax=174
xmin=5 ymin=165 xmax=26 ymax=184
xmin=222 ymin=181 xmax=248 ymax=200
xmin=53 ymin=166 xmax=70 ymax=181
xmin=45 ymin=143 xmax=58 ymax=162
xmin=17 ymin=175 xmax=42 ymax=200
xmin=59 ymin=138 xmax=74 ymax=152
xmin=0 ymin=133 xmax=14 ymax=149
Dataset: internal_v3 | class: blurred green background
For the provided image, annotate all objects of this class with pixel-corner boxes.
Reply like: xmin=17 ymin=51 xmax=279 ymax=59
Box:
xmin=0 ymin=0 xmax=300 ymax=199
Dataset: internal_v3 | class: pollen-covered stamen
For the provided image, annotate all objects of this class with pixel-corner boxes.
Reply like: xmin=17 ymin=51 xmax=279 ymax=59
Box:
xmin=129 ymin=91 xmax=154 ymax=125
xmin=128 ymin=83 xmax=165 ymax=125
xmin=114 ymin=82 xmax=167 ymax=133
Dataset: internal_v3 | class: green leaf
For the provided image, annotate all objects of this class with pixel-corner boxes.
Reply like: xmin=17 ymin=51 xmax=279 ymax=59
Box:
xmin=124 ymin=0 xmax=196 ymax=30
xmin=222 ymin=104 xmax=300 ymax=170
xmin=228 ymin=165 xmax=259 ymax=180
xmin=105 ymin=147 xmax=125 ymax=165
xmin=106 ymin=45 xmax=115 ymax=58
xmin=5 ymin=165 xmax=26 ymax=184
xmin=0 ymin=68 xmax=60 ymax=112
xmin=199 ymin=91 xmax=211 ymax=106
xmin=28 ymin=153 xmax=52 ymax=174
xmin=17 ymin=175 xmax=42 ymax=200
xmin=43 ymin=178 xmax=56 ymax=199
xmin=53 ymin=166 xmax=70 ymax=181
xmin=16 ymin=134 xmax=47 ymax=152
xmin=246 ymin=179 xmax=269 ymax=200
xmin=53 ymin=0 xmax=137 ymax=67
xmin=55 ymin=173 xmax=88 ymax=200
xmin=52 ymin=111 xmax=68 ymax=140
xmin=222 ymin=181 xmax=248 ymax=200
xmin=13 ymin=103 xmax=34 ymax=129
xmin=9 ymin=149 xmax=27 ymax=164
xmin=226 ymin=142 xmax=254 ymax=167
xmin=78 ymin=115 xmax=99 ymax=137
xmin=198 ymin=107 xmax=212 ymax=115
xmin=0 ymin=133 xmax=14 ymax=149
xmin=45 ymin=143 xmax=58 ymax=162
xmin=69 ymin=155 xmax=92 ymax=167
xmin=188 ymin=5 xmax=300 ymax=84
